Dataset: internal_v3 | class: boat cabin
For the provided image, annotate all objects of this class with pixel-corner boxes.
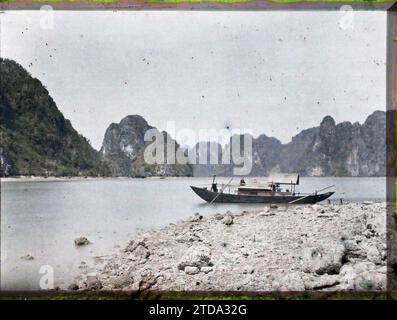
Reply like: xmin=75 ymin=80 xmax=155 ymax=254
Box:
xmin=237 ymin=174 xmax=300 ymax=196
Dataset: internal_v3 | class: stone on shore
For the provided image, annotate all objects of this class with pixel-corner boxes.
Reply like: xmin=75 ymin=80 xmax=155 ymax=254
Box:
xmin=184 ymin=266 xmax=200 ymax=275
xmin=67 ymin=283 xmax=79 ymax=291
xmin=85 ymin=274 xmax=102 ymax=290
xmin=178 ymin=245 xmax=212 ymax=270
xmin=124 ymin=240 xmax=150 ymax=262
xmin=200 ymin=266 xmax=213 ymax=274
xmin=304 ymin=275 xmax=340 ymax=290
xmin=125 ymin=240 xmax=146 ymax=252
xmin=74 ymin=237 xmax=90 ymax=246
xmin=301 ymin=244 xmax=346 ymax=275
xmin=109 ymin=274 xmax=134 ymax=289
xmin=214 ymin=213 xmax=223 ymax=220
xmin=20 ymin=254 xmax=34 ymax=260
xmin=189 ymin=213 xmax=203 ymax=222
xmin=278 ymin=273 xmax=305 ymax=291
xmin=222 ymin=215 xmax=234 ymax=226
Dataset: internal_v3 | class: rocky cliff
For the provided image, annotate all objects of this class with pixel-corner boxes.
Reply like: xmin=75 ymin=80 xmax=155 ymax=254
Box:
xmin=1 ymin=59 xmax=385 ymax=178
xmin=194 ymin=111 xmax=386 ymax=177
xmin=278 ymin=111 xmax=386 ymax=176
xmin=100 ymin=115 xmax=192 ymax=177
xmin=0 ymin=58 xmax=109 ymax=177
xmin=188 ymin=141 xmax=228 ymax=177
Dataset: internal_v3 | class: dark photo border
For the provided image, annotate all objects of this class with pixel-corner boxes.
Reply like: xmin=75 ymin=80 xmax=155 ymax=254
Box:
xmin=0 ymin=1 xmax=396 ymax=300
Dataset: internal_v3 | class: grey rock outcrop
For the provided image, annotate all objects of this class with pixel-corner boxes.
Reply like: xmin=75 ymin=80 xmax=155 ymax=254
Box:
xmin=278 ymin=111 xmax=386 ymax=177
xmin=100 ymin=115 xmax=192 ymax=177
xmin=189 ymin=111 xmax=386 ymax=177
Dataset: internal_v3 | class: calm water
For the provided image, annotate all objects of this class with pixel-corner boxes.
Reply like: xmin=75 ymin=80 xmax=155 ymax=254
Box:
xmin=0 ymin=177 xmax=386 ymax=291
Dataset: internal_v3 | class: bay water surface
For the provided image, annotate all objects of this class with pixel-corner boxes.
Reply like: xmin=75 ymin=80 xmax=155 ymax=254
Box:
xmin=0 ymin=177 xmax=386 ymax=290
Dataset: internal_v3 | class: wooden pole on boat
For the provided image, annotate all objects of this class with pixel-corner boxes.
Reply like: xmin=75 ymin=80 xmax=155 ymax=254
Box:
xmin=288 ymin=185 xmax=335 ymax=204
xmin=209 ymin=177 xmax=234 ymax=204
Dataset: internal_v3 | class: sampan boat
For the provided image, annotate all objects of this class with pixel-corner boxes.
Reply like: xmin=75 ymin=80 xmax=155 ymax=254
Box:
xmin=190 ymin=174 xmax=334 ymax=204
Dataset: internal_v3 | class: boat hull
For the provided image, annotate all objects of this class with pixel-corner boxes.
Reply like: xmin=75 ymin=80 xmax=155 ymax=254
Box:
xmin=190 ymin=186 xmax=334 ymax=204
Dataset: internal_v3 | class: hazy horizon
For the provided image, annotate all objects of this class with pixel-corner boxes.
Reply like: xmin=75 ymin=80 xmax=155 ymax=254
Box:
xmin=1 ymin=10 xmax=386 ymax=150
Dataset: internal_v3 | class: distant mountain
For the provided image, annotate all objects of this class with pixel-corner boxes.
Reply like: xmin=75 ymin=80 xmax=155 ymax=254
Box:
xmin=188 ymin=141 xmax=227 ymax=177
xmin=101 ymin=111 xmax=385 ymax=178
xmin=278 ymin=111 xmax=386 ymax=176
xmin=250 ymin=134 xmax=285 ymax=176
xmin=211 ymin=111 xmax=386 ymax=177
xmin=0 ymin=58 xmax=109 ymax=177
xmin=100 ymin=115 xmax=192 ymax=177
xmin=0 ymin=58 xmax=385 ymax=178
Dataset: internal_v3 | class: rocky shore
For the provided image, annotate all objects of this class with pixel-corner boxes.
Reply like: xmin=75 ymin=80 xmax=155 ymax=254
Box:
xmin=73 ymin=202 xmax=386 ymax=292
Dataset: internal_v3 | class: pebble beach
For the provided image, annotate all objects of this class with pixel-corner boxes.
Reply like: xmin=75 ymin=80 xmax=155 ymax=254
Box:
xmin=72 ymin=202 xmax=387 ymax=292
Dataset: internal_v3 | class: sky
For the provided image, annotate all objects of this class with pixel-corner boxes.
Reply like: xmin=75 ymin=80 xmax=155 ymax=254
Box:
xmin=0 ymin=10 xmax=387 ymax=150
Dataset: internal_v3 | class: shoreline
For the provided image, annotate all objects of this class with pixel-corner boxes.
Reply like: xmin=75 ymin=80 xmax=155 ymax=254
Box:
xmin=1 ymin=175 xmax=387 ymax=183
xmin=0 ymin=176 xmax=193 ymax=183
xmin=73 ymin=201 xmax=387 ymax=292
